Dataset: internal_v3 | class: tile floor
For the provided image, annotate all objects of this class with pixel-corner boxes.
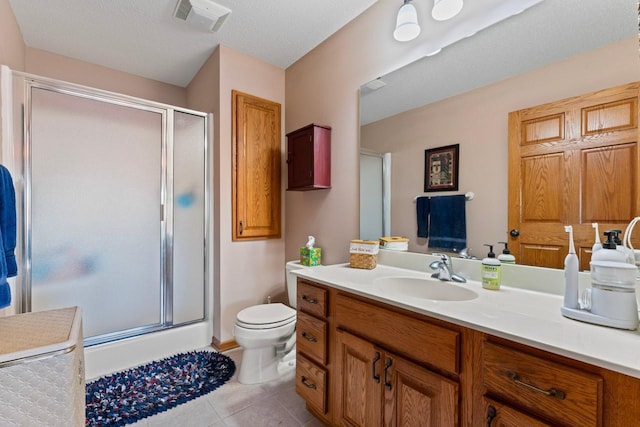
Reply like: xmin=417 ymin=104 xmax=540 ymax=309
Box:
xmin=129 ymin=348 xmax=325 ymax=427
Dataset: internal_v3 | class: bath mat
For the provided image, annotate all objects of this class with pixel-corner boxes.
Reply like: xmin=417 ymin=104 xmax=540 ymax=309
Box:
xmin=86 ymin=350 xmax=235 ymax=426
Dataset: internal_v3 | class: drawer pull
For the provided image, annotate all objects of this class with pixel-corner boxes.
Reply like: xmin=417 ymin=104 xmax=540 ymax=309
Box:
xmin=301 ymin=331 xmax=317 ymax=342
xmin=302 ymin=295 xmax=318 ymax=304
xmin=508 ymin=372 xmax=566 ymax=400
xmin=372 ymin=351 xmax=381 ymax=383
xmin=486 ymin=405 xmax=496 ymax=427
xmin=301 ymin=376 xmax=317 ymax=389
xmin=384 ymin=357 xmax=393 ymax=390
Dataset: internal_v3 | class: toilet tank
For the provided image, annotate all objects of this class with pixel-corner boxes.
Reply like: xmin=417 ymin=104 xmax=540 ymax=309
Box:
xmin=285 ymin=260 xmax=309 ymax=308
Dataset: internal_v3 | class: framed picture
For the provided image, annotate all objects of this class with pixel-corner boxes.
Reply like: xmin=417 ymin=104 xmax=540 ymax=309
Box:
xmin=424 ymin=144 xmax=459 ymax=192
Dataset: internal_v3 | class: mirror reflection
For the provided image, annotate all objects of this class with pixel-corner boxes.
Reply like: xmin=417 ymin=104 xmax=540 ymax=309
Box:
xmin=359 ymin=0 xmax=639 ymax=267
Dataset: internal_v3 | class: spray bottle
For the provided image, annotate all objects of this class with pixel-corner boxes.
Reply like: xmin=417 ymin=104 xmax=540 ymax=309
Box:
xmin=563 ymin=225 xmax=579 ymax=309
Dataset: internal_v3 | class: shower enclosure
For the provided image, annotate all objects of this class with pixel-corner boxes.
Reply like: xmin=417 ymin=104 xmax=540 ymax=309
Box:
xmin=3 ymin=69 xmax=209 ymax=346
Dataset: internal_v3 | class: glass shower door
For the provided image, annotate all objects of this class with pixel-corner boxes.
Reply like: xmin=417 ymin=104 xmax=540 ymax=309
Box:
xmin=29 ymin=87 xmax=164 ymax=341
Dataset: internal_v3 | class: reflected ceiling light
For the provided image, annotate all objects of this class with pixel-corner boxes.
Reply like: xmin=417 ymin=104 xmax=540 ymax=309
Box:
xmin=431 ymin=0 xmax=464 ymax=21
xmin=393 ymin=0 xmax=421 ymax=42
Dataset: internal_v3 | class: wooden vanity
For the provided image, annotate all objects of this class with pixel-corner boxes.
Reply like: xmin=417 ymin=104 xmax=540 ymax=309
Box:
xmin=295 ymin=277 xmax=640 ymax=426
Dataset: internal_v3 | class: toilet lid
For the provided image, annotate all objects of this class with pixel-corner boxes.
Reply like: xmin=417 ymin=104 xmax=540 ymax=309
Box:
xmin=236 ymin=303 xmax=296 ymax=329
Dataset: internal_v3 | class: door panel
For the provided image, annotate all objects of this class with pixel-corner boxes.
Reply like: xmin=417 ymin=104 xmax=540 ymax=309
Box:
xmin=508 ymin=81 xmax=640 ymax=269
xmin=30 ymin=87 xmax=163 ymax=338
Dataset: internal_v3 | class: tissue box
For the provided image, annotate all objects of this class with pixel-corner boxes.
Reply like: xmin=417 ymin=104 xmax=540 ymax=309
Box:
xmin=379 ymin=236 xmax=409 ymax=251
xmin=300 ymin=247 xmax=322 ymax=266
xmin=349 ymin=240 xmax=379 ymax=269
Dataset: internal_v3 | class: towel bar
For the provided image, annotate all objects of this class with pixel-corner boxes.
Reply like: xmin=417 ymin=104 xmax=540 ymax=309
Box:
xmin=413 ymin=191 xmax=474 ymax=202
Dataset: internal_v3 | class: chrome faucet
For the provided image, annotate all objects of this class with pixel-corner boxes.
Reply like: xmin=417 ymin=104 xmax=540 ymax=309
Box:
xmin=429 ymin=254 xmax=467 ymax=283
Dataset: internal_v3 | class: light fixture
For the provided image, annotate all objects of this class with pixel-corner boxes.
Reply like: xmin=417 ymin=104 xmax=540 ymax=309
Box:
xmin=431 ymin=0 xmax=464 ymax=21
xmin=393 ymin=0 xmax=421 ymax=42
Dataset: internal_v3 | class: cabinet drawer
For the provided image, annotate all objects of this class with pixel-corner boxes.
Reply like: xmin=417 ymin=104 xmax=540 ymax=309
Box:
xmin=297 ymin=280 xmax=328 ymax=318
xmin=297 ymin=311 xmax=327 ymax=365
xmin=483 ymin=341 xmax=602 ymax=427
xmin=335 ymin=293 xmax=460 ymax=375
xmin=483 ymin=396 xmax=552 ymax=427
xmin=296 ymin=353 xmax=327 ymax=415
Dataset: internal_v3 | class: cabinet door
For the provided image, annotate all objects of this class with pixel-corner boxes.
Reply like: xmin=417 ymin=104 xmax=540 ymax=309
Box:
xmin=232 ymin=90 xmax=281 ymax=240
xmin=335 ymin=330 xmax=383 ymax=427
xmin=484 ymin=397 xmax=552 ymax=427
xmin=385 ymin=352 xmax=458 ymax=427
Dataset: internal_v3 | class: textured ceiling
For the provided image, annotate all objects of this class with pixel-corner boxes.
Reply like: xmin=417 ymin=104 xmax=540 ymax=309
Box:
xmin=8 ymin=0 xmax=378 ymax=87
xmin=360 ymin=0 xmax=639 ymax=124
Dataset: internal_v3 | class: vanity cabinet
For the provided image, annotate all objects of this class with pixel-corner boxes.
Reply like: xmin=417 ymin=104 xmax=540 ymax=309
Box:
xmin=286 ymin=124 xmax=331 ymax=191
xmin=295 ymin=277 xmax=640 ymax=427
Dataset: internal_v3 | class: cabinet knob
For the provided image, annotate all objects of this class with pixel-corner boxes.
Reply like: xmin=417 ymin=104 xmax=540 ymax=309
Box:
xmin=383 ymin=357 xmax=393 ymax=390
xmin=372 ymin=351 xmax=381 ymax=383
xmin=301 ymin=331 xmax=317 ymax=343
xmin=300 ymin=376 xmax=317 ymax=389
xmin=486 ymin=405 xmax=496 ymax=427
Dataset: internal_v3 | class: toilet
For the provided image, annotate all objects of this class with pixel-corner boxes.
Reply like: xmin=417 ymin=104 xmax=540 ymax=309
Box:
xmin=233 ymin=260 xmax=308 ymax=384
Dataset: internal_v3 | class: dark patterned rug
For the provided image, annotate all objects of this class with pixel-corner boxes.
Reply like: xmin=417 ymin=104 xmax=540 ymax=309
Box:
xmin=85 ymin=351 xmax=235 ymax=426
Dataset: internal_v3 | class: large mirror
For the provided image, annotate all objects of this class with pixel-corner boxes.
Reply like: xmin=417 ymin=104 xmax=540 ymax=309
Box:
xmin=359 ymin=0 xmax=639 ymax=264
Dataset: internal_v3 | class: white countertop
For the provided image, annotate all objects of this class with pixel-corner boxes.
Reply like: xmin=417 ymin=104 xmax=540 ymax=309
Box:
xmin=294 ymin=263 xmax=640 ymax=379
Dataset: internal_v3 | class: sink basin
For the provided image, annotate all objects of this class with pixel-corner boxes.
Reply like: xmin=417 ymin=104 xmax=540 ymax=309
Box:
xmin=373 ymin=277 xmax=478 ymax=301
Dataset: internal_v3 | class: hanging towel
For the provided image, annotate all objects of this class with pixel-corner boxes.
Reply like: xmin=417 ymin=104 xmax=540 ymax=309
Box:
xmin=0 ymin=165 xmax=16 ymax=278
xmin=428 ymin=194 xmax=466 ymax=252
xmin=416 ymin=196 xmax=430 ymax=238
xmin=0 ymin=165 xmax=16 ymax=309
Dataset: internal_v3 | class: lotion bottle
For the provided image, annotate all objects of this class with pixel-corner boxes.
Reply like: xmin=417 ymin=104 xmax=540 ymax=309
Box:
xmin=481 ymin=244 xmax=501 ymax=290
xmin=497 ymin=241 xmax=516 ymax=264
xmin=563 ymin=225 xmax=579 ymax=309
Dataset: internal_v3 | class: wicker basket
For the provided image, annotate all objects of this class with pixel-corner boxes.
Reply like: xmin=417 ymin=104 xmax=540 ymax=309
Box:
xmin=349 ymin=252 xmax=377 ymax=269
xmin=349 ymin=240 xmax=379 ymax=269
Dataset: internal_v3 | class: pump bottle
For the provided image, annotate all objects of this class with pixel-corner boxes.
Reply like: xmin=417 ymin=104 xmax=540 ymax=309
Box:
xmin=592 ymin=231 xmax=627 ymax=263
xmin=481 ymin=244 xmax=501 ymax=290
xmin=497 ymin=241 xmax=516 ymax=264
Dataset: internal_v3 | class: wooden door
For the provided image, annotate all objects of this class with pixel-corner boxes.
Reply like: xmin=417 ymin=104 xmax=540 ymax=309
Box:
xmin=484 ymin=397 xmax=552 ymax=427
xmin=335 ymin=330 xmax=383 ymax=427
xmin=384 ymin=352 xmax=458 ymax=427
xmin=232 ymin=90 xmax=281 ymax=240
xmin=508 ymin=82 xmax=640 ymax=269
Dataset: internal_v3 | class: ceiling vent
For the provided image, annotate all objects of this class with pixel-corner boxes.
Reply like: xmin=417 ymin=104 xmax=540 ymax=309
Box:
xmin=174 ymin=0 xmax=231 ymax=32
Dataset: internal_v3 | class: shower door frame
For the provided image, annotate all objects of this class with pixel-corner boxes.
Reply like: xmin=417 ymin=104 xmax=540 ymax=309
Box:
xmin=12 ymin=71 xmax=210 ymax=346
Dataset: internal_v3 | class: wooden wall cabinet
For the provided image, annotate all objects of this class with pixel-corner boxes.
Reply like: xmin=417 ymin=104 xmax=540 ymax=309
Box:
xmin=232 ymin=90 xmax=281 ymax=240
xmin=295 ymin=277 xmax=640 ymax=427
xmin=286 ymin=124 xmax=331 ymax=191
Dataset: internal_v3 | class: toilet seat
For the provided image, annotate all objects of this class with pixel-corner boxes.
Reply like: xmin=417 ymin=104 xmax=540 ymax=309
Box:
xmin=236 ymin=303 xmax=296 ymax=330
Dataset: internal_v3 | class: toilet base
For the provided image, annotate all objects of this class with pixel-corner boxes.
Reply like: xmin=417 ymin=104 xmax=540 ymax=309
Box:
xmin=237 ymin=346 xmax=296 ymax=385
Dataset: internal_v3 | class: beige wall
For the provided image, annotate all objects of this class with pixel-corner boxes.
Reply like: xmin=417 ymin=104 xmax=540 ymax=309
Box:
xmin=361 ymin=37 xmax=640 ymax=254
xmin=0 ymin=0 xmax=25 ymax=71
xmin=188 ymin=45 xmax=286 ymax=343
xmin=285 ymin=1 xmax=421 ymax=264
xmin=25 ymin=48 xmax=187 ymax=107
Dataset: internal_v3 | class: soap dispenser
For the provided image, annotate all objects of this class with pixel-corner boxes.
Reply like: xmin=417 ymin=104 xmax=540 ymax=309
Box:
xmin=497 ymin=241 xmax=516 ymax=264
xmin=481 ymin=244 xmax=501 ymax=290
xmin=612 ymin=229 xmax=634 ymax=264
xmin=592 ymin=230 xmax=627 ymax=263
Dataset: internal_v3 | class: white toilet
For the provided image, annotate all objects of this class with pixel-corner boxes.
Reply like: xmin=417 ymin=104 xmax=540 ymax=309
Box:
xmin=233 ymin=260 xmax=308 ymax=384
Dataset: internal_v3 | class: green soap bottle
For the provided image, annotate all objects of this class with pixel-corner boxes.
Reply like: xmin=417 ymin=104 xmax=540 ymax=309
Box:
xmin=482 ymin=244 xmax=501 ymax=290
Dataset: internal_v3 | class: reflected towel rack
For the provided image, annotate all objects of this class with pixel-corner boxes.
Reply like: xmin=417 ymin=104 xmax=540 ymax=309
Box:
xmin=413 ymin=191 xmax=474 ymax=202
